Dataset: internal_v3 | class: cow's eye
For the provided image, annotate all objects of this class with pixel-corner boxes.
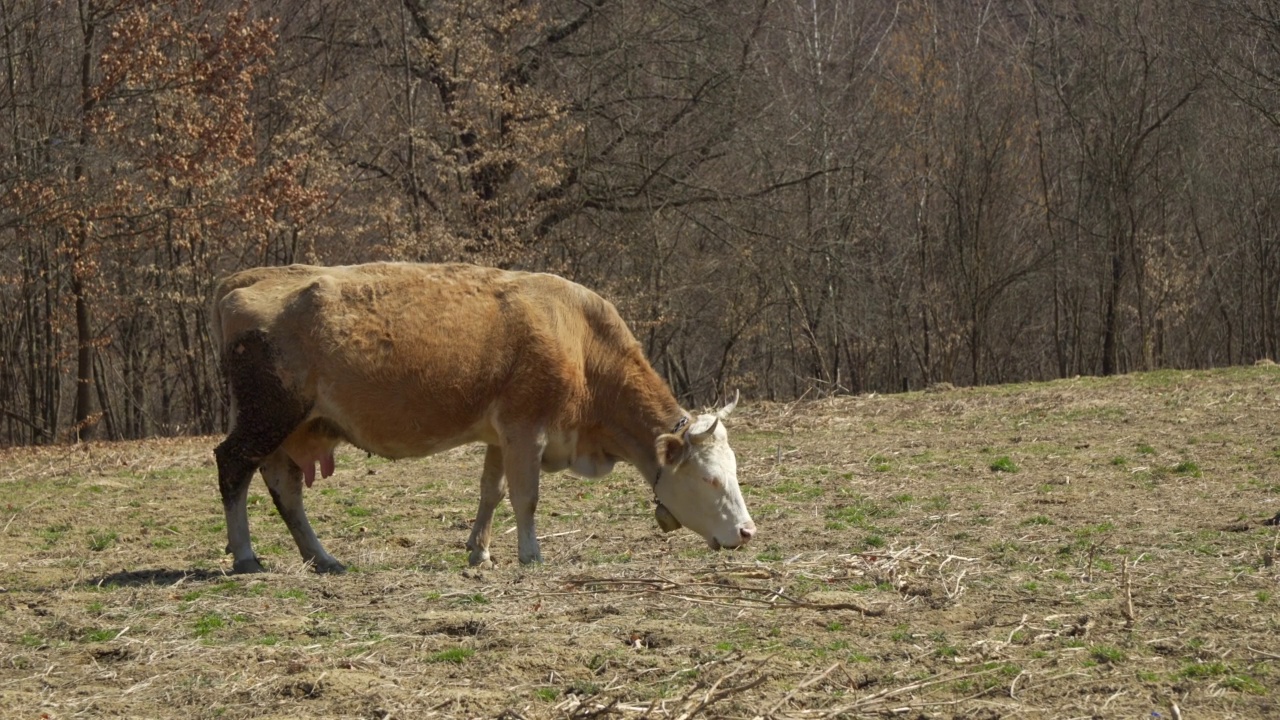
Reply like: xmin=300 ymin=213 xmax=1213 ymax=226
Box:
xmin=703 ymin=476 xmax=723 ymax=488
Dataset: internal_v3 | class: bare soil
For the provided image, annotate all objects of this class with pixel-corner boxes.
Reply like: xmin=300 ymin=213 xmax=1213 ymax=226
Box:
xmin=2 ymin=367 xmax=1279 ymax=719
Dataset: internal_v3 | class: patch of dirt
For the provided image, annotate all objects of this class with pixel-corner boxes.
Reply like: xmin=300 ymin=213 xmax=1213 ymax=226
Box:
xmin=2 ymin=367 xmax=1279 ymax=718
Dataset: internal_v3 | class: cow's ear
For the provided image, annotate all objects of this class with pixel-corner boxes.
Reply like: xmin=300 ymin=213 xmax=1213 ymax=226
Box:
xmin=655 ymin=433 xmax=687 ymax=468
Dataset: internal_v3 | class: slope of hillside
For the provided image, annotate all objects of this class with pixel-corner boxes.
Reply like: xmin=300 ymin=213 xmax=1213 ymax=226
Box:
xmin=1 ymin=366 xmax=1277 ymax=718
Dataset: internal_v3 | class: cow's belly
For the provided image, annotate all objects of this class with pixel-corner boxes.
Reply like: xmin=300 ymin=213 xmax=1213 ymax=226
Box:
xmin=307 ymin=381 xmax=499 ymax=461
xmin=343 ymin=414 xmax=495 ymax=460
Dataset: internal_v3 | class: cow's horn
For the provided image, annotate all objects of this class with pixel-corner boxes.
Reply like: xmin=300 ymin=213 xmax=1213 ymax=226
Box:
xmin=689 ymin=417 xmax=719 ymax=444
xmin=717 ymin=389 xmax=740 ymax=419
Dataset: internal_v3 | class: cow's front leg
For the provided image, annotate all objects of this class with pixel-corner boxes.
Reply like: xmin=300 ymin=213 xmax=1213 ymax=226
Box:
xmin=466 ymin=445 xmax=506 ymax=566
xmin=261 ymin=450 xmax=345 ymax=574
xmin=503 ymin=432 xmax=545 ymax=564
xmin=215 ymin=438 xmax=264 ymax=574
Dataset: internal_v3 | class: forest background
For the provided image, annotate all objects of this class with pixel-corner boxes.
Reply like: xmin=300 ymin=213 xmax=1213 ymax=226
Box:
xmin=3 ymin=0 xmax=1280 ymax=446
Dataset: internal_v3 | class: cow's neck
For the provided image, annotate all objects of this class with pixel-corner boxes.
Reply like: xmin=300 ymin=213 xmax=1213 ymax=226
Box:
xmin=601 ymin=363 xmax=685 ymax=486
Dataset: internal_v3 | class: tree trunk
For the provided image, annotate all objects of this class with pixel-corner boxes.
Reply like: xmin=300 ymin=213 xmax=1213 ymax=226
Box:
xmin=72 ymin=275 xmax=97 ymax=441
xmin=1101 ymin=246 xmax=1123 ymax=376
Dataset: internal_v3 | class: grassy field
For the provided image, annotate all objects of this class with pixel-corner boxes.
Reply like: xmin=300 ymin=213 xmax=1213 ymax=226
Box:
xmin=2 ymin=366 xmax=1279 ymax=718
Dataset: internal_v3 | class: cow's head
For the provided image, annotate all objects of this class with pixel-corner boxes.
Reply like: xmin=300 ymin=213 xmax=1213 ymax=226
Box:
xmin=652 ymin=393 xmax=756 ymax=550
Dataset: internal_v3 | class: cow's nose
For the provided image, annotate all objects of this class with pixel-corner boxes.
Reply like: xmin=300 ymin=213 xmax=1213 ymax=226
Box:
xmin=739 ymin=524 xmax=756 ymax=542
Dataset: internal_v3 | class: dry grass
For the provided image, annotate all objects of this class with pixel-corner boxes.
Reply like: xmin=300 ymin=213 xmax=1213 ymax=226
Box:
xmin=2 ymin=366 xmax=1279 ymax=718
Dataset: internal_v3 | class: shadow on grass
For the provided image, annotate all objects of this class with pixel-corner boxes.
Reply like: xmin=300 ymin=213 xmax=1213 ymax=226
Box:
xmin=84 ymin=567 xmax=226 ymax=588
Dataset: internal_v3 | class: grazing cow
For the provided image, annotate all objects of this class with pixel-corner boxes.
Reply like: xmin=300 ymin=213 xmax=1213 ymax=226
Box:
xmin=211 ymin=262 xmax=756 ymax=573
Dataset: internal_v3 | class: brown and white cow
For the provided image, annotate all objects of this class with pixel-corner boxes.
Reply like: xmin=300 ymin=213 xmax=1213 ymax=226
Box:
xmin=211 ymin=262 xmax=756 ymax=573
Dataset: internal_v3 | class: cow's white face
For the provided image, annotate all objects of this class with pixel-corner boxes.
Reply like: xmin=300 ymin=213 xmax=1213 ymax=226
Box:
xmin=652 ymin=399 xmax=756 ymax=550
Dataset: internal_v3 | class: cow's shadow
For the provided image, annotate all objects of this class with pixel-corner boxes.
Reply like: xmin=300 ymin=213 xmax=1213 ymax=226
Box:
xmin=84 ymin=567 xmax=226 ymax=588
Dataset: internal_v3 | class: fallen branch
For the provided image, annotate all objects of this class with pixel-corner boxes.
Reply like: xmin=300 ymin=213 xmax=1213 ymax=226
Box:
xmin=807 ymin=665 xmax=1010 ymax=718
xmin=1121 ymin=559 xmax=1136 ymax=628
xmin=761 ymin=662 xmax=840 ymax=716
xmin=1247 ymin=646 xmax=1280 ymax=661
xmin=676 ymin=666 xmax=768 ymax=720
xmin=560 ymin=576 xmax=887 ymax=615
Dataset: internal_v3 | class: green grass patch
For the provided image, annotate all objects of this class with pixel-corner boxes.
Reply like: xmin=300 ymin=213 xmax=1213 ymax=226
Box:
xmin=568 ymin=679 xmax=600 ymax=696
xmin=83 ymin=628 xmax=117 ymax=642
xmin=752 ymin=545 xmax=783 ymax=563
xmin=772 ymin=478 xmax=824 ymax=500
xmin=923 ymin=495 xmax=951 ymax=512
xmin=194 ymin=613 xmax=226 ymax=638
xmin=428 ymin=648 xmax=474 ymax=664
xmin=87 ymin=530 xmax=117 ymax=552
xmin=183 ymin=580 xmax=255 ymax=602
xmin=1172 ymin=461 xmax=1202 ymax=477
xmin=1089 ymin=645 xmax=1125 ymax=664
xmin=39 ymin=523 xmax=71 ymax=545
xmin=1179 ymin=661 xmax=1227 ymax=679
xmin=989 ymin=456 xmax=1018 ymax=473
xmin=824 ymin=495 xmax=892 ymax=530
xmin=1221 ymin=674 xmax=1266 ymax=694
xmin=987 ymin=540 xmax=1024 ymax=565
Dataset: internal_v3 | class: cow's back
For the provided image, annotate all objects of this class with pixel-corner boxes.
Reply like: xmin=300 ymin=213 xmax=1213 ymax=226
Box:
xmin=213 ymin=263 xmax=624 ymax=456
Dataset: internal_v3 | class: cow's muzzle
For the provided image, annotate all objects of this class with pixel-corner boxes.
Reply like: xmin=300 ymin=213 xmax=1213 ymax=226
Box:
xmin=709 ymin=522 xmax=757 ymax=550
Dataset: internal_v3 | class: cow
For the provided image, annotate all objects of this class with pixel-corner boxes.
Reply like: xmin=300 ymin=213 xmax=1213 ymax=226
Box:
xmin=211 ymin=262 xmax=756 ymax=573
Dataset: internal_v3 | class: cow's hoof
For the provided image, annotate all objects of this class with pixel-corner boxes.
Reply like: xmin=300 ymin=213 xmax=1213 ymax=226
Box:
xmin=467 ymin=549 xmax=492 ymax=567
xmin=232 ymin=557 xmax=266 ymax=574
xmin=312 ymin=559 xmax=347 ymax=574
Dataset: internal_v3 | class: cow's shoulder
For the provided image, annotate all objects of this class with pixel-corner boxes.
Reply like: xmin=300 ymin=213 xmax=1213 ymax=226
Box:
xmin=511 ymin=272 xmax=639 ymax=349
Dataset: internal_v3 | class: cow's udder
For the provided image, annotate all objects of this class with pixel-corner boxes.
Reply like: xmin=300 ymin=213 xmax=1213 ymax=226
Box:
xmin=281 ymin=428 xmax=340 ymax=488
xmin=291 ymin=450 xmax=337 ymax=488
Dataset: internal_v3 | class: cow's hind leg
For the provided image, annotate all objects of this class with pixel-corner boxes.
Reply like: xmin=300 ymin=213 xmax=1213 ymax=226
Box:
xmin=215 ymin=433 xmax=265 ymax=574
xmin=261 ymin=450 xmax=345 ymax=573
xmin=214 ymin=329 xmax=308 ymax=574
xmin=465 ymin=445 xmax=506 ymax=567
